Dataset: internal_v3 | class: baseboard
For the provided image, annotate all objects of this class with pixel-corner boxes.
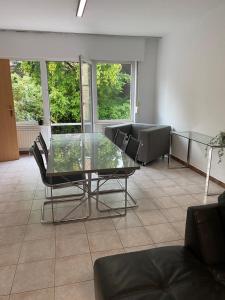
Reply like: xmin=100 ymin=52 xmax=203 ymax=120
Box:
xmin=19 ymin=150 xmax=29 ymax=154
xmin=171 ymin=155 xmax=225 ymax=188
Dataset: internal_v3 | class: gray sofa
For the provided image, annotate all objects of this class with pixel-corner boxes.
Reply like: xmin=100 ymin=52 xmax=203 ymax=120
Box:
xmin=105 ymin=123 xmax=171 ymax=164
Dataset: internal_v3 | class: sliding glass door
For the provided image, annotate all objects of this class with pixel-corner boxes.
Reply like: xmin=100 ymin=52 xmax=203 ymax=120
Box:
xmin=79 ymin=56 xmax=93 ymax=133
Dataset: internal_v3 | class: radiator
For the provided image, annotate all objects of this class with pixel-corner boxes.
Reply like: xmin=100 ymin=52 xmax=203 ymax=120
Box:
xmin=16 ymin=124 xmax=40 ymax=151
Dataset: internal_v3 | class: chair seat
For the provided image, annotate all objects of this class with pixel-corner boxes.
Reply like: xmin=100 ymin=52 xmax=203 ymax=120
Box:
xmin=46 ymin=173 xmax=85 ymax=185
xmin=94 ymin=246 xmax=225 ymax=300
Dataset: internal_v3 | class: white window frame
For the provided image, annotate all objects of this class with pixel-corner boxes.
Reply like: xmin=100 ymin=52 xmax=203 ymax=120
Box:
xmin=93 ymin=61 xmax=137 ymax=125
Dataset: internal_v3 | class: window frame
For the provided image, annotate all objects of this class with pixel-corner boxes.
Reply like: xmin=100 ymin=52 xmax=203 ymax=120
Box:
xmin=93 ymin=61 xmax=136 ymax=124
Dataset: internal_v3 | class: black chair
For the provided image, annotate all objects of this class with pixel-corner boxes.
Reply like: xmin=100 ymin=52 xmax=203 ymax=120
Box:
xmin=95 ymin=136 xmax=141 ymax=215
xmin=37 ymin=132 xmax=48 ymax=162
xmin=124 ymin=135 xmax=140 ymax=160
xmin=114 ymin=129 xmax=127 ymax=150
xmin=30 ymin=141 xmax=88 ymax=223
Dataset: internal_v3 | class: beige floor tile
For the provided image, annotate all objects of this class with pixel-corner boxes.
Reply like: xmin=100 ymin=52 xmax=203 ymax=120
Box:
xmin=162 ymin=186 xmax=187 ymax=196
xmin=117 ymin=227 xmax=153 ymax=248
xmin=0 ymin=201 xmax=32 ymax=214
xmin=0 ymin=243 xmax=21 ymax=267
xmin=31 ymin=199 xmax=44 ymax=211
xmin=145 ymin=223 xmax=181 ymax=244
xmin=171 ymin=221 xmax=186 ymax=238
xmin=0 ymin=265 xmax=16 ymax=295
xmin=153 ymin=179 xmax=176 ymax=187
xmin=172 ymin=177 xmax=193 ymax=186
xmin=144 ymin=188 xmax=167 ymax=198
xmin=19 ymin=239 xmax=55 ymax=263
xmin=28 ymin=209 xmax=53 ymax=224
xmin=85 ymin=219 xmax=115 ymax=233
xmin=0 ymin=185 xmax=18 ymax=195
xmin=15 ymin=184 xmax=36 ymax=193
xmin=155 ymin=240 xmax=184 ymax=247
xmin=153 ymin=196 xmax=178 ymax=209
xmin=56 ymin=234 xmax=89 ymax=258
xmin=24 ymin=224 xmax=55 ymax=241
xmin=160 ymin=207 xmax=187 ymax=222
xmin=10 ymin=288 xmax=54 ymax=300
xmin=183 ymin=184 xmax=204 ymax=194
xmin=113 ymin=212 xmax=142 ymax=229
xmin=0 ymin=211 xmax=29 ymax=227
xmin=55 ymin=281 xmax=95 ymax=300
xmin=126 ymin=189 xmax=147 ymax=200
xmin=137 ymin=210 xmax=168 ymax=226
xmin=171 ymin=195 xmax=199 ymax=208
xmin=0 ymin=226 xmax=26 ymax=247
xmin=88 ymin=230 xmax=123 ymax=252
xmin=12 ymin=260 xmax=54 ymax=294
xmin=55 ymin=254 xmax=93 ymax=286
xmin=134 ymin=198 xmax=157 ymax=212
xmin=0 ymin=192 xmax=34 ymax=202
xmin=55 ymin=222 xmax=86 ymax=238
xmin=33 ymin=190 xmax=45 ymax=200
xmin=91 ymin=249 xmax=124 ymax=263
xmin=0 ymin=296 xmax=9 ymax=300
xmin=125 ymin=244 xmax=155 ymax=253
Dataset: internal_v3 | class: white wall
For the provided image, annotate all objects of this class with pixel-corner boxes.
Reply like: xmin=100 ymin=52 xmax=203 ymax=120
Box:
xmin=156 ymin=3 xmax=225 ymax=183
xmin=0 ymin=30 xmax=146 ymax=61
xmin=136 ymin=38 xmax=159 ymax=123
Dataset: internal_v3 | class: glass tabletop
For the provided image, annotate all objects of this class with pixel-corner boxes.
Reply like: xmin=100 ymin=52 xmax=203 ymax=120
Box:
xmin=171 ymin=131 xmax=225 ymax=147
xmin=47 ymin=133 xmax=140 ymax=176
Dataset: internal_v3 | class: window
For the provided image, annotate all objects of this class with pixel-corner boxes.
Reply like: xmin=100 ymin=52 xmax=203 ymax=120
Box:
xmin=10 ymin=61 xmax=43 ymax=123
xmin=96 ymin=63 xmax=134 ymax=121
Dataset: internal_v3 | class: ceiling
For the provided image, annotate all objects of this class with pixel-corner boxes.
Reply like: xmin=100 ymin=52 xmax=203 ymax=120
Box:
xmin=0 ymin=0 xmax=223 ymax=36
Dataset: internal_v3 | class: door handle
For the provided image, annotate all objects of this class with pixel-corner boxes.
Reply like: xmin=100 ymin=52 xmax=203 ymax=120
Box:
xmin=8 ymin=106 xmax=14 ymax=117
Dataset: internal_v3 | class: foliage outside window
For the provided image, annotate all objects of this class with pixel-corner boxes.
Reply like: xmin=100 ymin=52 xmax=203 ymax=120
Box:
xmin=47 ymin=62 xmax=81 ymax=124
xmin=11 ymin=60 xmax=133 ymax=126
xmin=96 ymin=63 xmax=132 ymax=120
xmin=11 ymin=61 xmax=43 ymax=122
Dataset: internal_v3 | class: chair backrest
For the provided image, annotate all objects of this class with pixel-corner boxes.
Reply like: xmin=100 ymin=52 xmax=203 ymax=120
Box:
xmin=114 ymin=129 xmax=127 ymax=150
xmin=125 ymin=136 xmax=140 ymax=161
xmin=30 ymin=141 xmax=47 ymax=185
xmin=38 ymin=133 xmax=48 ymax=161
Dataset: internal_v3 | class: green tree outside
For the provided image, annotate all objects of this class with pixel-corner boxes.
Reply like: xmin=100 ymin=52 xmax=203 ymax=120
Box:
xmin=11 ymin=61 xmax=131 ymax=123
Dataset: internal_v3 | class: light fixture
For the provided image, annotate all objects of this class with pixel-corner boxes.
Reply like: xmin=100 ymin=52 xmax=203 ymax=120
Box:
xmin=76 ymin=0 xmax=87 ymax=17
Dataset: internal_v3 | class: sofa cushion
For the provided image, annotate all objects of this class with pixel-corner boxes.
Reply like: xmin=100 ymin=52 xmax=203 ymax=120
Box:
xmin=185 ymin=205 xmax=225 ymax=265
xmin=131 ymin=124 xmax=154 ymax=139
xmin=94 ymin=246 xmax=225 ymax=300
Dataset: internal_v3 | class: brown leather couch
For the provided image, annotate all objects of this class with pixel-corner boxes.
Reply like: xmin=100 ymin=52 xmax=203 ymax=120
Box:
xmin=94 ymin=203 xmax=225 ymax=300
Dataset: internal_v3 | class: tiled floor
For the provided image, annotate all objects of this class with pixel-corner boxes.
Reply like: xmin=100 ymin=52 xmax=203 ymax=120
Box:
xmin=0 ymin=155 xmax=223 ymax=299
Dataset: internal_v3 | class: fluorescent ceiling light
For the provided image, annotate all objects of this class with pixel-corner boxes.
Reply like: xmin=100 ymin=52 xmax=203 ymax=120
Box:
xmin=76 ymin=0 xmax=87 ymax=17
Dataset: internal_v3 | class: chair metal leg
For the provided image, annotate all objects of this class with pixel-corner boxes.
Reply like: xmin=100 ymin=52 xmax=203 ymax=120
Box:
xmin=95 ymin=176 xmax=137 ymax=213
xmin=41 ymin=183 xmax=90 ymax=224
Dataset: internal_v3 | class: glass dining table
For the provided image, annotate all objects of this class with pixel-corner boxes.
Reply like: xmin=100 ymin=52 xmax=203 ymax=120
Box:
xmin=46 ymin=133 xmax=140 ymax=223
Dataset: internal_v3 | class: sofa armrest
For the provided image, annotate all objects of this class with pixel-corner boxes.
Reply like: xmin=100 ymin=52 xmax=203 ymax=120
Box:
xmin=104 ymin=124 xmax=132 ymax=142
xmin=185 ymin=204 xmax=225 ymax=265
xmin=138 ymin=126 xmax=171 ymax=163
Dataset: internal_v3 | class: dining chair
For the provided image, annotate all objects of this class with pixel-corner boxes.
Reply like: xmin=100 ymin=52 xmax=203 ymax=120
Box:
xmin=30 ymin=141 xmax=88 ymax=223
xmin=95 ymin=136 xmax=141 ymax=214
xmin=114 ymin=129 xmax=127 ymax=150
xmin=37 ymin=132 xmax=48 ymax=162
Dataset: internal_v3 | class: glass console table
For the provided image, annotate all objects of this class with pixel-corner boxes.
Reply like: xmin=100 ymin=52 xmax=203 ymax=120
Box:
xmin=168 ymin=131 xmax=225 ymax=197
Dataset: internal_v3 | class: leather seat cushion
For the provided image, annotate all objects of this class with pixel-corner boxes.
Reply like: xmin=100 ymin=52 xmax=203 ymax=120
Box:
xmin=94 ymin=246 xmax=225 ymax=300
xmin=46 ymin=173 xmax=85 ymax=185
